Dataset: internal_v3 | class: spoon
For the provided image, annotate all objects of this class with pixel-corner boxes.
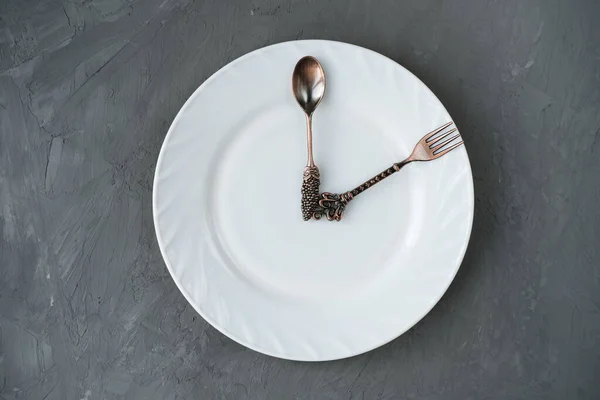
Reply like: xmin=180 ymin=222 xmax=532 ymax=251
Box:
xmin=292 ymin=56 xmax=326 ymax=221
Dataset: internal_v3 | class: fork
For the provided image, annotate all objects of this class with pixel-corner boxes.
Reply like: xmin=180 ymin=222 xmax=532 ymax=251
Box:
xmin=312 ymin=121 xmax=463 ymax=221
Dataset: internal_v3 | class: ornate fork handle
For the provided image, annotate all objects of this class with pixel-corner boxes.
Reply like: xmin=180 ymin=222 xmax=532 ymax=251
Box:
xmin=313 ymin=161 xmax=408 ymax=221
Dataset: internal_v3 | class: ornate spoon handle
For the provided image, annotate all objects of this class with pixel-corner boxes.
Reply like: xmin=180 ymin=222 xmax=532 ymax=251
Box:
xmin=301 ymin=165 xmax=320 ymax=221
xmin=313 ymin=160 xmax=408 ymax=221
xmin=300 ymin=113 xmax=321 ymax=221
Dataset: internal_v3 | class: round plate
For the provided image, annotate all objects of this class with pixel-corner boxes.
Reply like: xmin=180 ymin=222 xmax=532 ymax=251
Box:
xmin=153 ymin=40 xmax=474 ymax=361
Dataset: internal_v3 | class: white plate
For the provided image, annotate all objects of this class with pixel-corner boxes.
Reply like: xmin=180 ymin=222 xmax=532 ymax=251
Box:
xmin=153 ymin=40 xmax=474 ymax=361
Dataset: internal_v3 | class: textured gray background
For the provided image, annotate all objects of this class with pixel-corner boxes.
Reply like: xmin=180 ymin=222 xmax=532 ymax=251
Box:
xmin=1 ymin=0 xmax=599 ymax=399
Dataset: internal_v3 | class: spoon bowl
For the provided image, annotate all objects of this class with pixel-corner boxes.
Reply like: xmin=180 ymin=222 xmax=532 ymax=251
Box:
xmin=292 ymin=56 xmax=326 ymax=115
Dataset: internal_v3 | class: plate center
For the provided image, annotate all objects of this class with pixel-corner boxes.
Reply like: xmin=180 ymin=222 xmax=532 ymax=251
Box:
xmin=210 ymin=102 xmax=422 ymax=300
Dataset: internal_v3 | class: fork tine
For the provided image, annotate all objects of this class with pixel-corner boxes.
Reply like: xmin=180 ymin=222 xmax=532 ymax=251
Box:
xmin=434 ymin=140 xmax=464 ymax=157
xmin=431 ymin=134 xmax=460 ymax=151
xmin=425 ymin=121 xmax=454 ymax=141
xmin=428 ymin=128 xmax=457 ymax=148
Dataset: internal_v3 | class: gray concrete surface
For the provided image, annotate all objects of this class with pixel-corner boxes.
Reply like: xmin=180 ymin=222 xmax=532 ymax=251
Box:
xmin=1 ymin=0 xmax=599 ymax=399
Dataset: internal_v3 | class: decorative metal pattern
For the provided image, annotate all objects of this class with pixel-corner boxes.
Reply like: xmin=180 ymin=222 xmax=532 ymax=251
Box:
xmin=312 ymin=192 xmax=351 ymax=221
xmin=312 ymin=165 xmax=400 ymax=221
xmin=301 ymin=166 xmax=321 ymax=221
xmin=348 ymin=165 xmax=400 ymax=197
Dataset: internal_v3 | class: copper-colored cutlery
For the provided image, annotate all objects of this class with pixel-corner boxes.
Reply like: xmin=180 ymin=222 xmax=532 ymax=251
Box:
xmin=292 ymin=57 xmax=464 ymax=222
xmin=292 ymin=56 xmax=326 ymax=221
xmin=313 ymin=121 xmax=463 ymax=221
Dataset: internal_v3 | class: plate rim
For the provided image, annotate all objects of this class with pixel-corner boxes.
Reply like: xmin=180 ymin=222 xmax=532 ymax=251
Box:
xmin=153 ymin=39 xmax=474 ymax=361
